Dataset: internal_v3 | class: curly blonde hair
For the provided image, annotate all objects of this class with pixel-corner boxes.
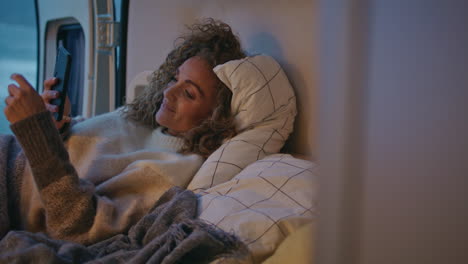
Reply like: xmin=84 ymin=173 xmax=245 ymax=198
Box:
xmin=122 ymin=18 xmax=246 ymax=157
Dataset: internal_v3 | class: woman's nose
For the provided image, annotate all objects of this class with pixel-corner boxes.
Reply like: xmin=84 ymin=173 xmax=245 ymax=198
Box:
xmin=164 ymin=83 xmax=178 ymax=101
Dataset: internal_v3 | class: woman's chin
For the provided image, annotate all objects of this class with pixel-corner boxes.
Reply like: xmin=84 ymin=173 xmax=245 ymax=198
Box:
xmin=155 ymin=111 xmax=165 ymax=126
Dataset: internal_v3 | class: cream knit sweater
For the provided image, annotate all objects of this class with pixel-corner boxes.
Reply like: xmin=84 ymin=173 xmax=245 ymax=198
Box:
xmin=11 ymin=110 xmax=203 ymax=245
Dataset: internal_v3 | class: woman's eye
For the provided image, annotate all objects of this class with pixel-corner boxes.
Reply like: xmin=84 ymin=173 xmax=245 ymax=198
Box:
xmin=184 ymin=90 xmax=195 ymax=100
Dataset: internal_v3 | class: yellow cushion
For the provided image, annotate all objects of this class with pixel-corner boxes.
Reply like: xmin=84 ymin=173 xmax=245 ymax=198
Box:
xmin=263 ymin=222 xmax=315 ymax=264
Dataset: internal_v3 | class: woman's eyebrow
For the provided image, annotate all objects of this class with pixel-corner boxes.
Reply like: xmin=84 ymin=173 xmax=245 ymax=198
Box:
xmin=176 ymin=67 xmax=204 ymax=96
xmin=184 ymin=80 xmax=205 ymax=97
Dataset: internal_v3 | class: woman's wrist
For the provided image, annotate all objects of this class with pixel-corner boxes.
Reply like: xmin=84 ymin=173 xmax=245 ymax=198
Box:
xmin=10 ymin=111 xmax=66 ymax=167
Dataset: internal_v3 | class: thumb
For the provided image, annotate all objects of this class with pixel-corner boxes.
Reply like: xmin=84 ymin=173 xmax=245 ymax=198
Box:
xmin=55 ymin=115 xmax=71 ymax=130
xmin=62 ymin=115 xmax=72 ymax=123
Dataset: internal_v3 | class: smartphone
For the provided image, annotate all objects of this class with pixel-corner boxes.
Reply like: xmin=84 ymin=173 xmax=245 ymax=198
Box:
xmin=51 ymin=45 xmax=72 ymax=121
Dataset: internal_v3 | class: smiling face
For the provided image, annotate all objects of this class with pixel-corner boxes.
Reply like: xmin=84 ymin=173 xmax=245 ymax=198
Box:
xmin=155 ymin=56 xmax=219 ymax=135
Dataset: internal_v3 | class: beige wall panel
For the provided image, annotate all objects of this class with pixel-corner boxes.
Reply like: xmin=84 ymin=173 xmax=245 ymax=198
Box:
xmin=127 ymin=0 xmax=317 ymax=156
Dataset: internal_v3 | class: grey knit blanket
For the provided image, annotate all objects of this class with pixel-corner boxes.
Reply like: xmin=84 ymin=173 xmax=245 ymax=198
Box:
xmin=0 ymin=135 xmax=251 ymax=264
xmin=0 ymin=134 xmax=24 ymax=238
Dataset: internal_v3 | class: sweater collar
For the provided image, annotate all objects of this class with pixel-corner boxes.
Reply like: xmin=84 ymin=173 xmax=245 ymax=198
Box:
xmin=151 ymin=127 xmax=185 ymax=151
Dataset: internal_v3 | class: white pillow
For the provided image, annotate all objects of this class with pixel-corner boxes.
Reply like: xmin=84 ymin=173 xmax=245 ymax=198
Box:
xmin=197 ymin=154 xmax=317 ymax=263
xmin=187 ymin=55 xmax=297 ymax=190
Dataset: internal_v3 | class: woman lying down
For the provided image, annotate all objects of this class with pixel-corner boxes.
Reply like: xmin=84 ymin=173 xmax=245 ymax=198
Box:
xmin=0 ymin=19 xmax=252 ymax=263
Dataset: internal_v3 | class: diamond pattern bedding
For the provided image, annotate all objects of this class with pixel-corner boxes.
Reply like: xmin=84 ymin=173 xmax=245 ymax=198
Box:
xmin=197 ymin=154 xmax=317 ymax=262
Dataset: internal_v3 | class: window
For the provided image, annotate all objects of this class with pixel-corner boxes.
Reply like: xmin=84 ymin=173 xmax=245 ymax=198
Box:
xmin=0 ymin=0 xmax=38 ymax=134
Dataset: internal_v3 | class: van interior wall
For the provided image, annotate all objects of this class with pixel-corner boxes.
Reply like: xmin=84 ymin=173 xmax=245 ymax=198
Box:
xmin=126 ymin=0 xmax=317 ymax=157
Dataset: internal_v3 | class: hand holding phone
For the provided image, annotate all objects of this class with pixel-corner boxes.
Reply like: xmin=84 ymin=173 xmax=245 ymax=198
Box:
xmin=51 ymin=45 xmax=71 ymax=121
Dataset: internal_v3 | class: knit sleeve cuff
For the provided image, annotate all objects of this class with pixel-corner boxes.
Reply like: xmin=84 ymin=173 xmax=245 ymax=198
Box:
xmin=10 ymin=111 xmax=68 ymax=168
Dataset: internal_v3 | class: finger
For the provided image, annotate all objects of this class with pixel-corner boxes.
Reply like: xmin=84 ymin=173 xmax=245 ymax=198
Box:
xmin=63 ymin=96 xmax=71 ymax=117
xmin=41 ymin=90 xmax=60 ymax=100
xmin=44 ymin=77 xmax=58 ymax=91
xmin=4 ymin=95 xmax=14 ymax=106
xmin=10 ymin=73 xmax=34 ymax=91
xmin=8 ymin=84 xmax=21 ymax=97
xmin=46 ymin=103 xmax=59 ymax=112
